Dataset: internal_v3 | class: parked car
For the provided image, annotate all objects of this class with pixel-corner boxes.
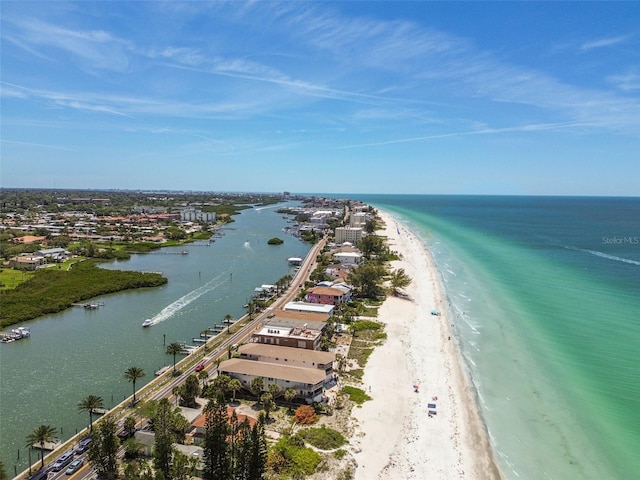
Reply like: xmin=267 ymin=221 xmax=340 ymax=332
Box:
xmin=65 ymin=459 xmax=84 ymax=475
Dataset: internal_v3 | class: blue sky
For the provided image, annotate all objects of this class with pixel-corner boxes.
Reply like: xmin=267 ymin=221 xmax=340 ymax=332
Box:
xmin=1 ymin=1 xmax=639 ymax=195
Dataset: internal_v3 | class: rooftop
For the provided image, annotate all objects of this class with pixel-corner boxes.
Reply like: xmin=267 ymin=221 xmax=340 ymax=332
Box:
xmin=219 ymin=358 xmax=327 ymax=385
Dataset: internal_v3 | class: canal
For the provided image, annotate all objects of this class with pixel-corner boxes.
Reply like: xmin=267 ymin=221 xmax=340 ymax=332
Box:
xmin=0 ymin=203 xmax=310 ymax=474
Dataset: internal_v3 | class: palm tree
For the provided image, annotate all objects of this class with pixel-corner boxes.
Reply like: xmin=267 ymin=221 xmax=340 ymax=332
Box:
xmin=77 ymin=394 xmax=104 ymax=432
xmin=224 ymin=314 xmax=233 ymax=334
xmin=198 ymin=369 xmax=209 ymax=389
xmin=25 ymin=425 xmax=57 ymax=469
xmin=228 ymin=378 xmax=243 ymax=403
xmin=124 ymin=366 xmax=146 ymax=405
xmin=166 ymin=342 xmax=184 ymax=374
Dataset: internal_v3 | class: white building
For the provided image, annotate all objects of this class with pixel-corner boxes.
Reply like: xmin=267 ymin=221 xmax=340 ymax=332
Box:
xmin=181 ymin=208 xmax=216 ymax=223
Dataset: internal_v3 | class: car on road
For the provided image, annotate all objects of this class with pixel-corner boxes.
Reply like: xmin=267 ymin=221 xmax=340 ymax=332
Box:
xmin=75 ymin=436 xmax=92 ymax=453
xmin=29 ymin=470 xmax=49 ymax=480
xmin=51 ymin=451 xmax=74 ymax=472
xmin=65 ymin=459 xmax=84 ymax=475
xmin=195 ymin=362 xmax=205 ymax=372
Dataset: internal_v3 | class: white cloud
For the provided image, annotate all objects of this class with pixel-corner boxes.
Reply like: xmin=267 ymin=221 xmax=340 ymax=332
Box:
xmin=580 ymin=35 xmax=631 ymax=51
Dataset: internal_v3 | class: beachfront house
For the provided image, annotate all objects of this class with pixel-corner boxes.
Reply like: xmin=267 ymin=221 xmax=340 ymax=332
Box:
xmin=306 ymin=285 xmax=352 ymax=305
xmin=333 ymin=251 xmax=364 ymax=266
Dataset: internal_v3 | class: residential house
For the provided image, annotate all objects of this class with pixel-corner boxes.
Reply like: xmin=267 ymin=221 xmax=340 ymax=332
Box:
xmin=306 ymin=285 xmax=351 ymax=305
xmin=333 ymin=251 xmax=363 ymax=266
xmin=9 ymin=255 xmax=45 ymax=270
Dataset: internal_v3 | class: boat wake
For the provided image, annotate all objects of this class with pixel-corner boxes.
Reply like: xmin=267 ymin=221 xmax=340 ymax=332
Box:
xmin=147 ymin=273 xmax=228 ymax=326
xmin=566 ymin=246 xmax=640 ymax=266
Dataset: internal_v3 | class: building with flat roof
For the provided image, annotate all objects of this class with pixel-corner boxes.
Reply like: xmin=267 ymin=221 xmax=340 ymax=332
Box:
xmin=283 ymin=301 xmax=335 ymax=315
xmin=334 ymin=226 xmax=363 ymax=245
xmin=238 ymin=343 xmax=334 ymax=374
xmin=253 ymin=323 xmax=322 ymax=350
xmin=219 ymin=358 xmax=327 ymax=403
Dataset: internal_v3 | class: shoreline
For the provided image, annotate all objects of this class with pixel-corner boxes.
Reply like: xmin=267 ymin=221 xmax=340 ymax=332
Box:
xmin=351 ymin=209 xmax=502 ymax=479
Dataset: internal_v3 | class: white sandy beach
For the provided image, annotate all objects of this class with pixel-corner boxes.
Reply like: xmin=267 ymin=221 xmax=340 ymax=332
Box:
xmin=351 ymin=211 xmax=502 ymax=480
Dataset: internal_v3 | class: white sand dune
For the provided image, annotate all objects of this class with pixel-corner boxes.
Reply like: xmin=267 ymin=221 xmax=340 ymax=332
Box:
xmin=351 ymin=210 xmax=502 ymax=480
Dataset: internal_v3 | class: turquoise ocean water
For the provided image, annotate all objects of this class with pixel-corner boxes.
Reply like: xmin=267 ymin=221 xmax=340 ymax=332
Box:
xmin=349 ymin=195 xmax=639 ymax=480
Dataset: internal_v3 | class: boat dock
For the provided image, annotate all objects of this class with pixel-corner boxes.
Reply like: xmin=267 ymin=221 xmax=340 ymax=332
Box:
xmin=31 ymin=439 xmax=62 ymax=451
xmin=72 ymin=302 xmax=105 ymax=309
xmin=0 ymin=327 xmax=31 ymax=343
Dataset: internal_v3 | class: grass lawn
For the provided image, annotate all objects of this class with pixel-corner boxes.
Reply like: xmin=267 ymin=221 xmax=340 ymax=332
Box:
xmin=0 ymin=268 xmax=33 ymax=289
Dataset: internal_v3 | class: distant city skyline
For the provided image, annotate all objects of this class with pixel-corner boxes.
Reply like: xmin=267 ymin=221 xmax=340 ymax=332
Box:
xmin=1 ymin=1 xmax=639 ymax=196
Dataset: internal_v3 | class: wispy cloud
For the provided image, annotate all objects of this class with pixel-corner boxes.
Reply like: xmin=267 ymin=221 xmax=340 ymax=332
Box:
xmin=607 ymin=72 xmax=640 ymax=92
xmin=2 ymin=17 xmax=132 ymax=71
xmin=0 ymin=139 xmax=76 ymax=151
xmin=580 ymin=35 xmax=631 ymax=51
xmin=335 ymin=122 xmax=587 ymax=150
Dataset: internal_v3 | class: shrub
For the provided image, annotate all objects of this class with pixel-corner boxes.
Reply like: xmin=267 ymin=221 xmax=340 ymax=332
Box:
xmin=294 ymin=405 xmax=317 ymax=425
xmin=341 ymin=386 xmax=371 ymax=405
xmin=299 ymin=426 xmax=346 ymax=450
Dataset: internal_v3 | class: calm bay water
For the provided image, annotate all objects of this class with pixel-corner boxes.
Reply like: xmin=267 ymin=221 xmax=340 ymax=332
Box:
xmin=0 ymin=204 xmax=309 ymax=473
xmin=350 ymin=195 xmax=640 ymax=480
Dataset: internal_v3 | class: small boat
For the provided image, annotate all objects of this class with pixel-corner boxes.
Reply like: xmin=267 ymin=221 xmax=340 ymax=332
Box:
xmin=181 ymin=250 xmax=189 ymax=255
xmin=142 ymin=319 xmax=153 ymax=328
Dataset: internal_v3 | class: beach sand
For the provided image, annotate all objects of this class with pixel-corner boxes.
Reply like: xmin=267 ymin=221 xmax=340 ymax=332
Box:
xmin=351 ymin=210 xmax=502 ymax=480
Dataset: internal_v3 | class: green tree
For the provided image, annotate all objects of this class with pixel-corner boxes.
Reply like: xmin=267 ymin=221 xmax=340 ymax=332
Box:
xmin=250 ymin=377 xmax=264 ymax=401
xmin=390 ymin=267 xmax=412 ymax=295
xmin=166 ymin=342 xmax=184 ymax=374
xmin=348 ymin=262 xmax=387 ymax=298
xmin=224 ymin=314 xmax=233 ymax=335
xmin=248 ymin=414 xmax=268 ymax=480
xmin=209 ymin=373 xmax=231 ymax=399
xmin=284 ymin=388 xmax=297 ymax=411
xmin=87 ymin=417 xmax=120 ymax=480
xmin=203 ymin=396 xmax=230 ymax=480
xmin=179 ymin=374 xmax=201 ymax=408
xmin=171 ymin=449 xmax=199 ymax=480
xmin=123 ymin=415 xmax=137 ymax=439
xmin=153 ymin=399 xmax=176 ymax=479
xmin=228 ymin=378 xmax=243 ymax=403
xmin=25 ymin=425 xmax=57 ymax=469
xmin=198 ymin=369 xmax=210 ymax=389
xmin=0 ymin=460 xmax=8 ymax=480
xmin=260 ymin=392 xmax=275 ymax=421
xmin=124 ymin=366 xmax=146 ymax=405
xmin=77 ymin=394 xmax=104 ymax=433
